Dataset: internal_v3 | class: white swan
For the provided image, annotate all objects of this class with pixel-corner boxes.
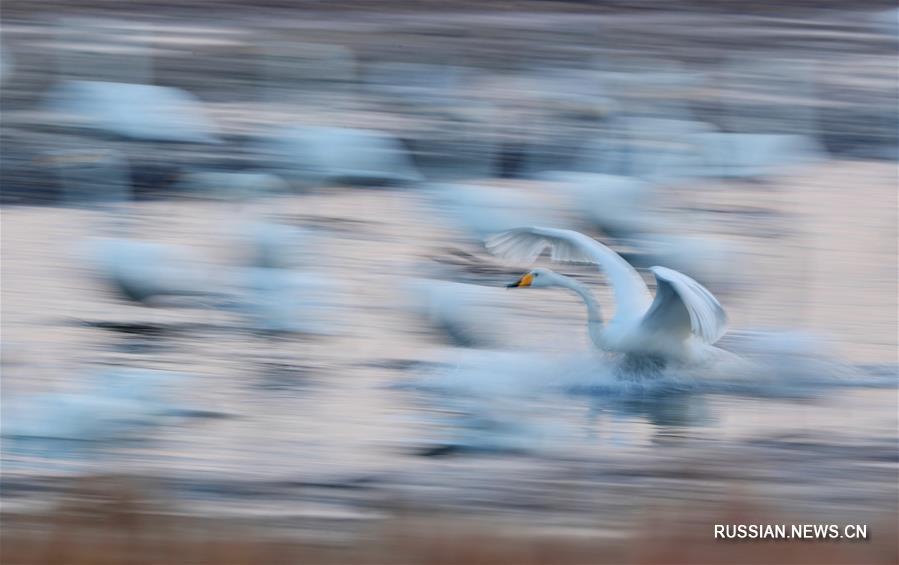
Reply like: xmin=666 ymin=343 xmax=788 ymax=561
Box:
xmin=486 ymin=227 xmax=727 ymax=365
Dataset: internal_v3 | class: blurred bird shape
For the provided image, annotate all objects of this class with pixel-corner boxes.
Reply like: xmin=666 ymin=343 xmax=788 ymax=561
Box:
xmin=2 ymin=369 xmax=186 ymax=442
xmin=223 ymin=214 xmax=339 ymax=334
xmin=548 ymin=172 xmax=744 ymax=288
xmin=238 ymin=219 xmax=310 ymax=270
xmin=228 ymin=266 xmax=337 ymax=335
xmin=160 ymin=168 xmax=337 ymax=334
xmin=82 ymin=237 xmax=216 ymax=306
xmin=425 ymin=183 xmax=565 ymax=241
xmin=259 ymin=125 xmax=422 ymax=187
xmin=545 ymin=172 xmax=661 ymax=240
xmin=618 ymin=233 xmax=744 ymax=292
xmin=403 ymin=278 xmax=511 ymax=348
xmin=43 ymin=148 xmax=220 ymax=308
xmin=45 ymin=80 xmax=221 ymax=143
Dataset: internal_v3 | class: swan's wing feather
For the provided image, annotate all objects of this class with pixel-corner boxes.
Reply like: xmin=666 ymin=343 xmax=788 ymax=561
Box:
xmin=485 ymin=227 xmax=652 ymax=316
xmin=642 ymin=266 xmax=727 ymax=344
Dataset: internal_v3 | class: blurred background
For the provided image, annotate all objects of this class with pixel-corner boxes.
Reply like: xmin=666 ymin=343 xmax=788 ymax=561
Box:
xmin=1 ymin=1 xmax=897 ymax=563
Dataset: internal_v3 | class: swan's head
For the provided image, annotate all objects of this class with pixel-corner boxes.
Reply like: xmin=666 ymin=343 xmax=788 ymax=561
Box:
xmin=506 ymin=267 xmax=560 ymax=289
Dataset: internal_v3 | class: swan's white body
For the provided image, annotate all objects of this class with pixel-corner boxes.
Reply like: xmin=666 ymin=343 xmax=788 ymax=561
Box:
xmin=487 ymin=227 xmax=727 ymax=364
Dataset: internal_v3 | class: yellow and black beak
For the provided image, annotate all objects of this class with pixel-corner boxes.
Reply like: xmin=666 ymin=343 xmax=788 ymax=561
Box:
xmin=506 ymin=273 xmax=534 ymax=288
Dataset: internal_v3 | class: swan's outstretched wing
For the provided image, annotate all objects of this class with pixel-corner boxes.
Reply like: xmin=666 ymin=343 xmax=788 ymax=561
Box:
xmin=485 ymin=227 xmax=652 ymax=317
xmin=641 ymin=266 xmax=727 ymax=344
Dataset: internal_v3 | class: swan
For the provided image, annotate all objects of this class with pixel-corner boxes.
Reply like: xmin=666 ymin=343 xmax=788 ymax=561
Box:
xmin=486 ymin=227 xmax=727 ymax=366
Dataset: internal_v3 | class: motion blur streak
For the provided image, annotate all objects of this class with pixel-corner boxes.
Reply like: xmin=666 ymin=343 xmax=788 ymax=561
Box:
xmin=1 ymin=1 xmax=897 ymax=564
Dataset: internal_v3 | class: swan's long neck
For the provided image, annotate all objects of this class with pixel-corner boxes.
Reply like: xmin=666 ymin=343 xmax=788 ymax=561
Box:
xmin=556 ymin=275 xmax=605 ymax=349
